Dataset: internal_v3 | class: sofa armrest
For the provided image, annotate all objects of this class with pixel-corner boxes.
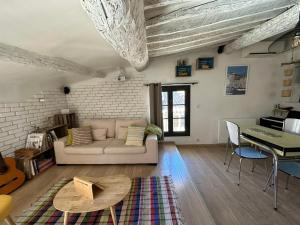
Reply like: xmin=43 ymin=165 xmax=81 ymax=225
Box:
xmin=54 ymin=136 xmax=67 ymax=153
xmin=145 ymin=134 xmax=158 ymax=163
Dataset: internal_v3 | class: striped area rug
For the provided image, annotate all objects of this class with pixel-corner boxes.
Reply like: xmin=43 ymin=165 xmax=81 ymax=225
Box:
xmin=17 ymin=176 xmax=185 ymax=225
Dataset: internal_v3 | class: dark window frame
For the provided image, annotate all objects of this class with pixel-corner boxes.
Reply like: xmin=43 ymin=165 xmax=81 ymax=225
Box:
xmin=162 ymin=85 xmax=190 ymax=137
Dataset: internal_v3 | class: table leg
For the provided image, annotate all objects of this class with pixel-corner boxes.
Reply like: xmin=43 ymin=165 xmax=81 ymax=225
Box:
xmin=273 ymin=154 xmax=278 ymax=210
xmin=63 ymin=212 xmax=69 ymax=225
xmin=110 ymin=206 xmax=117 ymax=225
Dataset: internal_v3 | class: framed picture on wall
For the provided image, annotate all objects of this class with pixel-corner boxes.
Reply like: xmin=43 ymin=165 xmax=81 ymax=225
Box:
xmin=225 ymin=65 xmax=249 ymax=95
xmin=176 ymin=65 xmax=192 ymax=77
xmin=196 ymin=57 xmax=214 ymax=70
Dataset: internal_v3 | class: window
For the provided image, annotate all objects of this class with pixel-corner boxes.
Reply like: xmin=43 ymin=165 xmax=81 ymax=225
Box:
xmin=162 ymin=85 xmax=190 ymax=136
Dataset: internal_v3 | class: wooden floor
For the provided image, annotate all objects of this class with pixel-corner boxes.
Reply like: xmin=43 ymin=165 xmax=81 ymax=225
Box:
xmin=5 ymin=144 xmax=300 ymax=225
xmin=7 ymin=144 xmax=215 ymax=225
xmin=178 ymin=145 xmax=300 ymax=225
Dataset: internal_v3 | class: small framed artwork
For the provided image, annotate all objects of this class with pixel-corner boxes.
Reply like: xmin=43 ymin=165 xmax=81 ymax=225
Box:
xmin=225 ymin=65 xmax=249 ymax=96
xmin=176 ymin=65 xmax=192 ymax=77
xmin=196 ymin=57 xmax=214 ymax=70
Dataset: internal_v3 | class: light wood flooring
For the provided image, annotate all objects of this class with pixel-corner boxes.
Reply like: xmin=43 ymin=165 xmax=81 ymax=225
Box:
xmin=5 ymin=144 xmax=300 ymax=225
xmin=178 ymin=145 xmax=300 ymax=225
xmin=7 ymin=144 xmax=215 ymax=225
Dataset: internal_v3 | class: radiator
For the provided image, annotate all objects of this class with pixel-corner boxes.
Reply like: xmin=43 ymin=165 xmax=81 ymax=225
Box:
xmin=218 ymin=118 xmax=257 ymax=143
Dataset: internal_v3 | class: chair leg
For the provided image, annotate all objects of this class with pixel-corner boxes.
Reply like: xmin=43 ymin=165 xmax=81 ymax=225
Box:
xmin=285 ymin=175 xmax=290 ymax=190
xmin=238 ymin=158 xmax=243 ymax=186
xmin=4 ymin=215 xmax=16 ymax=225
xmin=226 ymin=152 xmax=234 ymax=172
xmin=224 ymin=137 xmax=229 ymax=165
xmin=264 ymin=160 xmax=268 ymax=177
xmin=251 ymin=160 xmax=256 ymax=172
xmin=264 ymin=167 xmax=274 ymax=192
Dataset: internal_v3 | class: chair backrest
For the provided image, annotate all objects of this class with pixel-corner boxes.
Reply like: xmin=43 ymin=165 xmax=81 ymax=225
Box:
xmin=226 ymin=121 xmax=240 ymax=146
xmin=283 ymin=118 xmax=300 ymax=135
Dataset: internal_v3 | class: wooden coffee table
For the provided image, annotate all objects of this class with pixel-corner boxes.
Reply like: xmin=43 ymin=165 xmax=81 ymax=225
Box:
xmin=53 ymin=175 xmax=131 ymax=225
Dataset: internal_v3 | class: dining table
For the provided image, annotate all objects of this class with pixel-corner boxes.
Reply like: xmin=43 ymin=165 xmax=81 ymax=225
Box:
xmin=240 ymin=124 xmax=300 ymax=209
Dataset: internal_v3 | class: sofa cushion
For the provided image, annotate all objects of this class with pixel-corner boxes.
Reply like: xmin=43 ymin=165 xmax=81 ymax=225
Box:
xmin=104 ymin=139 xmax=146 ymax=154
xmin=64 ymin=139 xmax=112 ymax=155
xmin=92 ymin=128 xmax=107 ymax=141
xmin=81 ymin=119 xmax=115 ymax=138
xmin=117 ymin=126 xmax=128 ymax=140
xmin=72 ymin=127 xmax=93 ymax=145
xmin=115 ymin=119 xmax=147 ymax=138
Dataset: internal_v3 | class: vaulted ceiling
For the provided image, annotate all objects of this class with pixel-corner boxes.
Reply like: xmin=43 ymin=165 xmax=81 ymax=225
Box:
xmin=80 ymin=0 xmax=300 ymax=71
xmin=0 ymin=0 xmax=299 ymax=97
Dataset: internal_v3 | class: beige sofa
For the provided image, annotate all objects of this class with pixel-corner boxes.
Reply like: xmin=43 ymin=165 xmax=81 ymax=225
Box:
xmin=54 ymin=119 xmax=158 ymax=164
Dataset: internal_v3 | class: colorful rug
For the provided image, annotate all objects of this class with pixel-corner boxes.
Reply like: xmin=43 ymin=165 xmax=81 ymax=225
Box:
xmin=17 ymin=176 xmax=185 ymax=225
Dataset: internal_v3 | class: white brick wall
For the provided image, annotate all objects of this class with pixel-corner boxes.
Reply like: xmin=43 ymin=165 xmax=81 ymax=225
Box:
xmin=0 ymin=75 xmax=148 ymax=157
xmin=0 ymin=89 xmax=67 ymax=157
xmin=66 ymin=75 xmax=147 ymax=122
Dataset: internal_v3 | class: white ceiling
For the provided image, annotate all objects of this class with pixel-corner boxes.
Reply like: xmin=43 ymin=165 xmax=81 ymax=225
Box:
xmin=0 ymin=0 xmax=129 ymax=100
xmin=0 ymin=0 xmax=299 ymax=101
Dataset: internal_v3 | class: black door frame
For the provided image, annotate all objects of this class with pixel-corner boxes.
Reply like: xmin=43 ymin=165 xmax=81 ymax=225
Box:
xmin=162 ymin=85 xmax=190 ymax=136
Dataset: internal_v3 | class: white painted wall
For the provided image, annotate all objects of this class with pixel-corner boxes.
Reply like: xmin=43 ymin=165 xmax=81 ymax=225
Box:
xmin=140 ymin=49 xmax=280 ymax=144
xmin=276 ymin=47 xmax=300 ymax=110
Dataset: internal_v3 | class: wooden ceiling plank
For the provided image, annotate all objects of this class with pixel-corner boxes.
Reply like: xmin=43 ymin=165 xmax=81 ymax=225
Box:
xmin=225 ymin=4 xmax=300 ymax=53
xmin=149 ymin=34 xmax=242 ymax=57
xmin=144 ymin=0 xmax=213 ymax=10
xmin=81 ymin=0 xmax=148 ymax=71
xmin=148 ymin=23 xmax=259 ymax=49
xmin=0 ymin=43 xmax=104 ymax=77
xmin=146 ymin=2 xmax=293 ymax=36
xmin=146 ymin=0 xmax=296 ymax=27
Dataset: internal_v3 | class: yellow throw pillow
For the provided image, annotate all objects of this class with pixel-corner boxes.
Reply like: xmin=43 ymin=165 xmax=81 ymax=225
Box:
xmin=125 ymin=126 xmax=145 ymax=146
xmin=66 ymin=129 xmax=73 ymax=146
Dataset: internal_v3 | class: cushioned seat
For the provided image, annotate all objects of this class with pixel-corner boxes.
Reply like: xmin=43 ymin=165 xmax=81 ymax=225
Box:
xmin=104 ymin=139 xmax=146 ymax=154
xmin=234 ymin=147 xmax=268 ymax=159
xmin=64 ymin=139 xmax=112 ymax=155
xmin=279 ymin=161 xmax=300 ymax=178
xmin=0 ymin=195 xmax=12 ymax=220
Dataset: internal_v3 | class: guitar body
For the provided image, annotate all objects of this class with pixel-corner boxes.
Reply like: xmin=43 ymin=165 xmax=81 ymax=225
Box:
xmin=0 ymin=157 xmax=25 ymax=194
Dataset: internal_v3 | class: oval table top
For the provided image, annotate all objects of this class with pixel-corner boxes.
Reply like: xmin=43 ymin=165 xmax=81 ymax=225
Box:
xmin=53 ymin=175 xmax=131 ymax=213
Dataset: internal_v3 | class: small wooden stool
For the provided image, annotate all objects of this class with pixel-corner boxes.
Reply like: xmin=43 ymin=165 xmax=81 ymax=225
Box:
xmin=0 ymin=195 xmax=15 ymax=225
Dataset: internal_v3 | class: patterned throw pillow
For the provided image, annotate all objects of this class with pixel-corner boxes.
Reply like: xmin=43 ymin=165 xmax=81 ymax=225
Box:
xmin=72 ymin=127 xmax=93 ymax=145
xmin=125 ymin=126 xmax=145 ymax=146
xmin=92 ymin=128 xmax=107 ymax=141
xmin=66 ymin=129 xmax=73 ymax=146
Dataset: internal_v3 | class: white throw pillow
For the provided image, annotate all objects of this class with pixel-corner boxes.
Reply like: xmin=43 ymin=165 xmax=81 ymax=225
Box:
xmin=117 ymin=126 xmax=128 ymax=140
xmin=125 ymin=126 xmax=145 ymax=146
xmin=92 ymin=128 xmax=107 ymax=141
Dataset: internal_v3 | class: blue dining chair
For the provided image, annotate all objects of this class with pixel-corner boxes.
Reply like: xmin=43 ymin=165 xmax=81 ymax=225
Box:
xmin=226 ymin=121 xmax=269 ymax=185
xmin=279 ymin=161 xmax=300 ymax=189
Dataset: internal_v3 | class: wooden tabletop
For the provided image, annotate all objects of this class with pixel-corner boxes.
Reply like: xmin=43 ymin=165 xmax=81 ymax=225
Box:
xmin=241 ymin=125 xmax=300 ymax=156
xmin=53 ymin=175 xmax=131 ymax=213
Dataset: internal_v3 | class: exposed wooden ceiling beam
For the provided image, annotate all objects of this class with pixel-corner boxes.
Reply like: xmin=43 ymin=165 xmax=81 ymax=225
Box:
xmin=0 ymin=43 xmax=104 ymax=77
xmin=81 ymin=0 xmax=148 ymax=71
xmin=146 ymin=0 xmax=296 ymax=27
xmin=146 ymin=2 xmax=293 ymax=36
xmin=146 ymin=7 xmax=285 ymax=44
xmin=149 ymin=34 xmax=241 ymax=57
xmin=144 ymin=0 xmax=214 ymax=10
xmin=148 ymin=22 xmax=259 ymax=49
xmin=225 ymin=4 xmax=300 ymax=53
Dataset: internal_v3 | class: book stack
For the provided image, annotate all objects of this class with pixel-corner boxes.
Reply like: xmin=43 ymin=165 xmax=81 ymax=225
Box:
xmin=29 ymin=158 xmax=54 ymax=177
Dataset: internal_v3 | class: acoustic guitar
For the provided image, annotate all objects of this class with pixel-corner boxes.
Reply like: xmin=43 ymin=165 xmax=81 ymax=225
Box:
xmin=0 ymin=153 xmax=25 ymax=194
